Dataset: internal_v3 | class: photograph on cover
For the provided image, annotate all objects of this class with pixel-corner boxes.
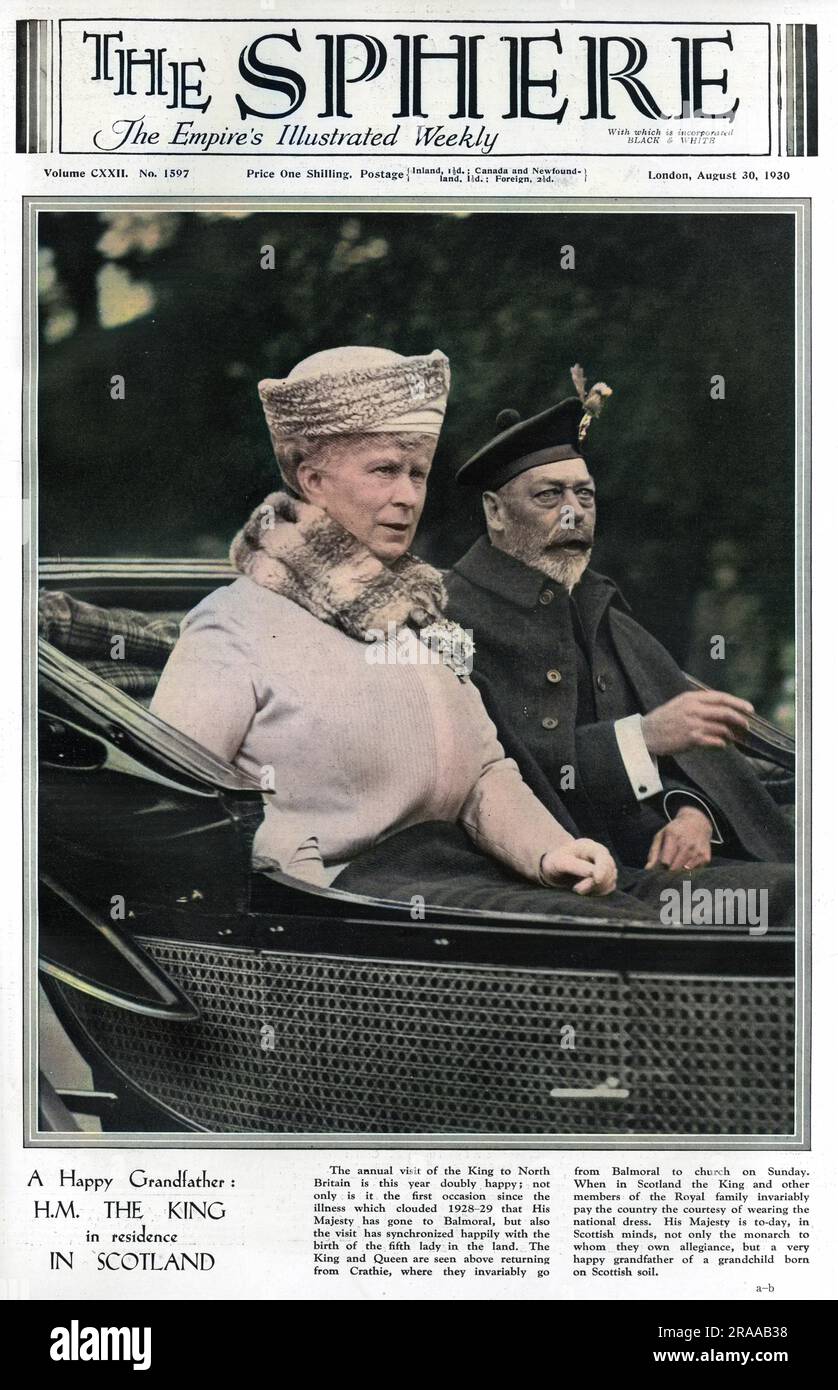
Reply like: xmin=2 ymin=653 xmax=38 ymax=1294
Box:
xmin=28 ymin=199 xmax=804 ymax=1144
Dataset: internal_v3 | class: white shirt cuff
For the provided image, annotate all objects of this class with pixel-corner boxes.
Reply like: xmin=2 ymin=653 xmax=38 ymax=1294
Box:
xmin=613 ymin=714 xmax=662 ymax=801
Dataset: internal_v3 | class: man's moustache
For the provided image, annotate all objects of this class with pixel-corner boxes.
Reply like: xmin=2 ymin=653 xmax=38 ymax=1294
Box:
xmin=547 ymin=534 xmax=593 ymax=548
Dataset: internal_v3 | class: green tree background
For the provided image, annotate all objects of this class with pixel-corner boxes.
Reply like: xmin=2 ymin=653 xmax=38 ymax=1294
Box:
xmin=37 ymin=209 xmax=796 ymax=718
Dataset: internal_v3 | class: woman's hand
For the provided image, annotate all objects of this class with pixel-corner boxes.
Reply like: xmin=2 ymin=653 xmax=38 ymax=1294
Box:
xmin=540 ymin=838 xmax=618 ymax=896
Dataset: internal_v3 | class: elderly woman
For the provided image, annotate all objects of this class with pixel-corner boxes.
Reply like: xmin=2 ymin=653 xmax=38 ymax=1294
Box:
xmin=151 ymin=346 xmax=632 ymax=916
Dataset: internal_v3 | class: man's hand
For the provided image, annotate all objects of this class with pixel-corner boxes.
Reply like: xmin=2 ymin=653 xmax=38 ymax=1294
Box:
xmin=541 ymin=838 xmax=618 ymax=896
xmin=641 ymin=690 xmax=753 ymax=756
xmin=645 ymin=805 xmax=714 ymax=872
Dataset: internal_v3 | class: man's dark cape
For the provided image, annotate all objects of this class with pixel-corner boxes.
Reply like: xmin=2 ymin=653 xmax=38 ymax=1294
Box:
xmin=445 ymin=538 xmax=793 ymax=865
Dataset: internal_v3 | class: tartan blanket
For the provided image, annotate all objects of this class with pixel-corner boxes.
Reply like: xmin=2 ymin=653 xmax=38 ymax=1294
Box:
xmin=39 ymin=590 xmax=179 ymax=695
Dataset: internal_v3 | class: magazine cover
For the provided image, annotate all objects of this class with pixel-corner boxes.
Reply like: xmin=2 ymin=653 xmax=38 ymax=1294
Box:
xmin=1 ymin=0 xmax=835 ymax=1353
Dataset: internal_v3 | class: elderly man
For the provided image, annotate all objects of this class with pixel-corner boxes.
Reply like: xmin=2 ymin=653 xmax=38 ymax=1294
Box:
xmin=444 ymin=370 xmax=794 ymax=927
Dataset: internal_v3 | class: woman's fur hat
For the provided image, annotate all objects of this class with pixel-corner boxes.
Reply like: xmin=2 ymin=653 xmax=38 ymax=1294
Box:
xmin=259 ymin=345 xmax=450 ymax=488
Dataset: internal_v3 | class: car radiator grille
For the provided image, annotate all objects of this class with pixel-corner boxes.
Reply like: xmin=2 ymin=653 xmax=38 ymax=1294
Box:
xmin=56 ymin=940 xmax=796 ymax=1135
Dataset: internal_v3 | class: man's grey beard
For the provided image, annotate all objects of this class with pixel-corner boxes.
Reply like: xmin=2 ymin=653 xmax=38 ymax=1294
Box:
xmin=533 ymin=547 xmax=592 ymax=591
xmin=500 ymin=522 xmax=593 ymax=591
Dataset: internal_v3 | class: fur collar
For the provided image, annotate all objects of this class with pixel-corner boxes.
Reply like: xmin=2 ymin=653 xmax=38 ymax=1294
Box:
xmin=229 ymin=491 xmax=447 ymax=641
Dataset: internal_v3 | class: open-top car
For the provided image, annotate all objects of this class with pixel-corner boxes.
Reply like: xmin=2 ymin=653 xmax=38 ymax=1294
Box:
xmin=36 ymin=558 xmax=797 ymax=1138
